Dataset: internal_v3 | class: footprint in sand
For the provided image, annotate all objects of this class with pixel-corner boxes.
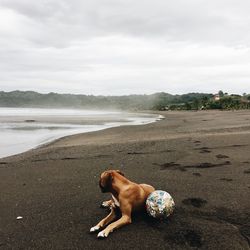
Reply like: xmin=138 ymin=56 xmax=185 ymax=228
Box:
xmin=197 ymin=147 xmax=211 ymax=153
xmin=182 ymin=198 xmax=207 ymax=208
xmin=220 ymin=178 xmax=233 ymax=182
xmin=200 ymin=149 xmax=211 ymax=153
xmin=193 ymin=173 xmax=201 ymax=177
xmin=156 ymin=161 xmax=231 ymax=171
xmin=194 ymin=140 xmax=201 ymax=144
xmin=216 ymin=154 xmax=229 ymax=159
xmin=164 ymin=229 xmax=203 ymax=248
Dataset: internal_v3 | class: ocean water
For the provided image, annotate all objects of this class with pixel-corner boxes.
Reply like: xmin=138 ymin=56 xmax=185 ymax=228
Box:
xmin=0 ymin=107 xmax=161 ymax=158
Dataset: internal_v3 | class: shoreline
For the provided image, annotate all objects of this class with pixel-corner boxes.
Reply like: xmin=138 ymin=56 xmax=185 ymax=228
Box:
xmin=1 ymin=110 xmax=250 ymax=249
xmin=0 ymin=109 xmax=162 ymax=159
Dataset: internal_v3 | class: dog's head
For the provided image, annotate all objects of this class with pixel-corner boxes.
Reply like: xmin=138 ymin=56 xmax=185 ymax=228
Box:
xmin=99 ymin=170 xmax=124 ymax=193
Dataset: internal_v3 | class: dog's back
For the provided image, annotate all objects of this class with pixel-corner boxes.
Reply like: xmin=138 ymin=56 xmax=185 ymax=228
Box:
xmin=140 ymin=183 xmax=155 ymax=197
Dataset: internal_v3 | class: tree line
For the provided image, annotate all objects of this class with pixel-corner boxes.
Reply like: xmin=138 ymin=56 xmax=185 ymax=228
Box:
xmin=0 ymin=90 xmax=249 ymax=111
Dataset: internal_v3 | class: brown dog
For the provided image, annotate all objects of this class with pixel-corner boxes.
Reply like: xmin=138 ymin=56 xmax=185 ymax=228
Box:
xmin=90 ymin=170 xmax=155 ymax=238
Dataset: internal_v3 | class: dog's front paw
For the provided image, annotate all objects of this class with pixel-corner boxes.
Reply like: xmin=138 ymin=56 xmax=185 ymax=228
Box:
xmin=101 ymin=201 xmax=110 ymax=208
xmin=97 ymin=230 xmax=109 ymax=238
xmin=90 ymin=225 xmax=100 ymax=233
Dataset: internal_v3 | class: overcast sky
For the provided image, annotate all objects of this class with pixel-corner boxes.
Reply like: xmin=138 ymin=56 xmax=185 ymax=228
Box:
xmin=0 ymin=0 xmax=250 ymax=95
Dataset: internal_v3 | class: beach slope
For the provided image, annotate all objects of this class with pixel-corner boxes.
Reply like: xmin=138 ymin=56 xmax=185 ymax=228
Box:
xmin=0 ymin=110 xmax=250 ymax=249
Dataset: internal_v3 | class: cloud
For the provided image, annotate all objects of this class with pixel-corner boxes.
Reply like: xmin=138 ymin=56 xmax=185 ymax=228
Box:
xmin=1 ymin=0 xmax=250 ymax=46
xmin=0 ymin=0 xmax=250 ymax=95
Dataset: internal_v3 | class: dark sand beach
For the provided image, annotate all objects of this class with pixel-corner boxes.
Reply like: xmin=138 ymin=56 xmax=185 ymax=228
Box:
xmin=0 ymin=110 xmax=250 ymax=250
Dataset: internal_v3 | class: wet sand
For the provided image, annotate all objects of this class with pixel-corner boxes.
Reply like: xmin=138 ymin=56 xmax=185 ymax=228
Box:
xmin=0 ymin=110 xmax=250 ymax=249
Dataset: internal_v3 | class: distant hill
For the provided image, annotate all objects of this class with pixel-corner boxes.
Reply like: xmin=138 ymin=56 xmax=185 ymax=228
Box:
xmin=0 ymin=90 xmax=175 ymax=110
xmin=0 ymin=90 xmax=249 ymax=110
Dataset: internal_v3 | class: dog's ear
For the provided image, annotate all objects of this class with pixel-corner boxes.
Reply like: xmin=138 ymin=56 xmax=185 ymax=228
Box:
xmin=99 ymin=171 xmax=113 ymax=192
xmin=103 ymin=172 xmax=113 ymax=185
xmin=116 ymin=170 xmax=124 ymax=176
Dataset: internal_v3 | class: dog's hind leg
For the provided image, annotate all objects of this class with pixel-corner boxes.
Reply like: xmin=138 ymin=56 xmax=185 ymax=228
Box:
xmin=90 ymin=207 xmax=117 ymax=233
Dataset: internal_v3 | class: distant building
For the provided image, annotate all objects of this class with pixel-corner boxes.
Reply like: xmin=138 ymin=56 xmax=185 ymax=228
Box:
xmin=241 ymin=99 xmax=250 ymax=104
xmin=214 ymin=94 xmax=220 ymax=101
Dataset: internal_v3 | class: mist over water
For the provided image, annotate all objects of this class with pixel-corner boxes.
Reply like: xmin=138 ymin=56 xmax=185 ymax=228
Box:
xmin=0 ymin=107 xmax=161 ymax=158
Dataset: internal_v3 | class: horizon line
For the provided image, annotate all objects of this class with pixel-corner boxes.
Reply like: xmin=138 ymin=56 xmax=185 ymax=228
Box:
xmin=1 ymin=89 xmax=246 ymax=97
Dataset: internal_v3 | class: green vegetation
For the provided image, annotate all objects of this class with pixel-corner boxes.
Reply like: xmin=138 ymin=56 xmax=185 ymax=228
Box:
xmin=0 ymin=90 xmax=249 ymax=111
xmin=152 ymin=91 xmax=250 ymax=111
